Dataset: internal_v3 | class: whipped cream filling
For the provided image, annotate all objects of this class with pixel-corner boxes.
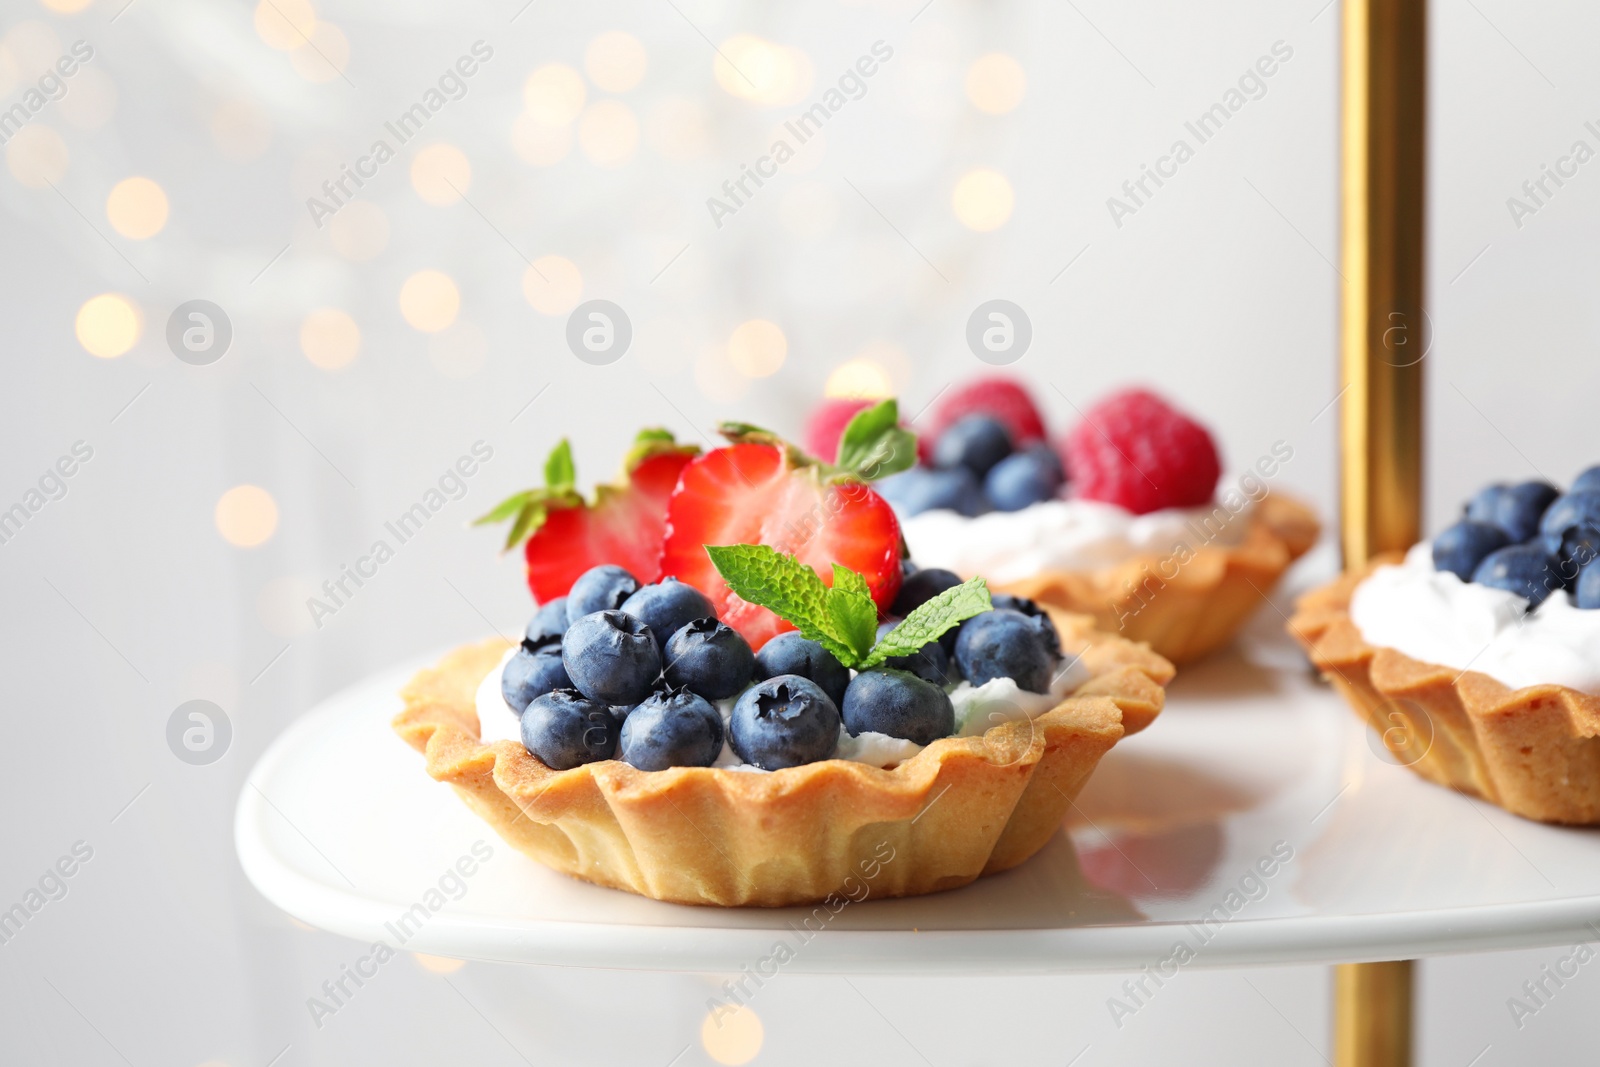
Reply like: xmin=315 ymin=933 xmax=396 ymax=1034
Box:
xmin=1349 ymin=542 xmax=1600 ymax=695
xmin=897 ymin=498 xmax=1252 ymax=584
xmin=473 ymin=644 xmax=1091 ymax=771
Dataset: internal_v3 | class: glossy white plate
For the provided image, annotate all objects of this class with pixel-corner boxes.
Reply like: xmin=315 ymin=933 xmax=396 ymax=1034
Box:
xmin=236 ymin=614 xmax=1600 ymax=974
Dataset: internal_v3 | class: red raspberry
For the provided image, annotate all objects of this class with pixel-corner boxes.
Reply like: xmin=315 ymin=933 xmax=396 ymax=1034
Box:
xmin=802 ymin=398 xmax=873 ymax=463
xmin=924 ymin=377 xmax=1048 ymax=455
xmin=1062 ymin=389 xmax=1220 ymax=514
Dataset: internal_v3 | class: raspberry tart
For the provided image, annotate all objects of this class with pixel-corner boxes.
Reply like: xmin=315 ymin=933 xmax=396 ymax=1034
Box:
xmin=1291 ymin=471 xmax=1600 ymax=824
xmin=840 ymin=380 xmax=1319 ymax=665
xmin=394 ymin=409 xmax=1171 ymax=906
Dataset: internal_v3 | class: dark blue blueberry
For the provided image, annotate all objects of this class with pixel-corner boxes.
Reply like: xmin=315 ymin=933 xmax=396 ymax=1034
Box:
xmin=983 ymin=444 xmax=1064 ymax=512
xmin=619 ymin=577 xmax=716 ymax=652
xmin=841 ymin=668 xmax=954 ymax=746
xmin=1572 ymin=466 xmax=1600 ymax=496
xmin=975 ymin=595 xmax=1061 ymax=657
xmin=932 ymin=414 xmax=1013 ymax=478
xmin=875 ymin=466 xmax=987 ymax=518
xmin=565 ymin=565 xmax=640 ymax=623
xmin=901 ymin=557 xmax=918 ymax=579
xmin=874 ymin=619 xmax=950 ymax=684
xmin=1538 ymin=492 xmax=1600 ymax=570
xmin=523 ymin=597 xmax=569 ymax=650
xmin=663 ymin=618 xmax=756 ymax=700
xmin=753 ymin=632 xmax=850 ymax=708
xmin=1431 ymin=521 xmax=1512 ymax=582
xmin=1577 ymin=559 xmax=1600 ymax=609
xmin=561 ymin=610 xmax=662 ymax=706
xmin=520 ymin=689 xmax=618 ymax=770
xmin=617 ymin=688 xmax=725 ymax=770
xmin=1464 ymin=483 xmax=1508 ymax=526
xmin=954 ymin=609 xmax=1058 ymax=693
xmin=892 ymin=567 xmax=962 ymax=617
xmin=501 ymin=644 xmax=572 ymax=714
xmin=1471 ymin=545 xmax=1565 ymax=609
xmin=1491 ymin=480 xmax=1560 ymax=543
xmin=728 ymin=675 xmax=840 ymax=770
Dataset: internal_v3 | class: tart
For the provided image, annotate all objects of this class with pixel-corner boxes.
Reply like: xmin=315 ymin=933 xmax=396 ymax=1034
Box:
xmin=848 ymin=380 xmax=1321 ymax=666
xmin=1289 ymin=471 xmax=1600 ymax=824
xmin=393 ymin=607 xmax=1171 ymax=907
xmin=1002 ymin=493 xmax=1320 ymax=666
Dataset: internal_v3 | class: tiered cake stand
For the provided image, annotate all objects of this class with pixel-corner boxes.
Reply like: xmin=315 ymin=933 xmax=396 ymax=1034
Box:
xmin=238 ymin=1 xmax=1491 ymax=1062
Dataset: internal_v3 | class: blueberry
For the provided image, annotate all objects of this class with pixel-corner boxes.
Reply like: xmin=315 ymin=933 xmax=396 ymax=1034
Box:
xmin=1471 ymin=545 xmax=1565 ymax=608
xmin=874 ymin=620 xmax=950 ymax=684
xmin=875 ymin=466 xmax=987 ymax=518
xmin=984 ymin=444 xmax=1064 ymax=512
xmin=618 ymin=688 xmax=725 ymax=770
xmin=729 ymin=675 xmax=841 ymax=770
xmin=619 ymin=578 xmax=716 ymax=652
xmin=1573 ymin=466 xmax=1600 ymax=496
xmin=565 ymin=565 xmax=640 ymax=623
xmin=561 ymin=610 xmax=662 ymax=706
xmin=901 ymin=557 xmax=918 ymax=579
xmin=663 ymin=618 xmax=756 ymax=700
xmin=523 ymin=597 xmax=569 ymax=650
xmin=752 ymin=632 xmax=850 ymax=708
xmin=501 ymin=644 xmax=573 ymax=714
xmin=932 ymin=414 xmax=1013 ymax=478
xmin=979 ymin=595 xmax=1061 ymax=657
xmin=954 ymin=609 xmax=1058 ymax=693
xmin=892 ymin=567 xmax=962 ymax=616
xmin=841 ymin=669 xmax=954 ymax=746
xmin=1431 ymin=521 xmax=1512 ymax=582
xmin=1491 ymin=480 xmax=1560 ymax=542
xmin=1538 ymin=492 xmax=1600 ymax=570
xmin=520 ymin=689 xmax=618 ymax=770
xmin=1578 ymin=559 xmax=1600 ymax=609
xmin=1464 ymin=484 xmax=1508 ymax=525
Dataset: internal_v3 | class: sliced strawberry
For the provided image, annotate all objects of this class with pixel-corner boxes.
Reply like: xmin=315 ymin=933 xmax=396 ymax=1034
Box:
xmin=660 ymin=442 xmax=903 ymax=650
xmin=477 ymin=432 xmax=698 ymax=604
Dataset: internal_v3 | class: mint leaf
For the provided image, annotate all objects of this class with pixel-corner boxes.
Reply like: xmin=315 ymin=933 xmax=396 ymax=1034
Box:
xmin=862 ymin=576 xmax=991 ymax=668
xmin=704 ymin=544 xmax=854 ymax=660
xmin=543 ymin=439 xmax=576 ymax=489
xmin=834 ymin=399 xmax=916 ymax=481
xmin=827 ymin=564 xmax=878 ymax=663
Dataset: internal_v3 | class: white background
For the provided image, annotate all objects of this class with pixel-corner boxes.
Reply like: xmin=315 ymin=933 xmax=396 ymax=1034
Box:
xmin=1 ymin=0 xmax=1598 ymax=1063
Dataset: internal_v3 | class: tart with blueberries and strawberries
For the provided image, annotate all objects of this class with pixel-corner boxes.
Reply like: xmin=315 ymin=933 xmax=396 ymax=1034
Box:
xmin=804 ymin=379 xmax=1320 ymax=666
xmin=1291 ymin=469 xmax=1600 ymax=824
xmin=393 ymin=406 xmax=1172 ymax=907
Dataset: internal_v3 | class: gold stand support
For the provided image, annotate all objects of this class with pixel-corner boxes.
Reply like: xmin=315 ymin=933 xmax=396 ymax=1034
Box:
xmin=1334 ymin=961 xmax=1414 ymax=1067
xmin=1337 ymin=0 xmax=1427 ymax=1061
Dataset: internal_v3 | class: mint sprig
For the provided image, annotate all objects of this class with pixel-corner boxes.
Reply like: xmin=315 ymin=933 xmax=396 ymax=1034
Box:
xmin=862 ymin=578 xmax=991 ymax=667
xmin=705 ymin=543 xmax=990 ymax=669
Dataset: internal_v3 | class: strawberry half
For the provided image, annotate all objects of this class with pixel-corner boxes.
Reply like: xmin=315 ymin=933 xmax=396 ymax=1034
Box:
xmin=475 ymin=431 xmax=698 ymax=604
xmin=660 ymin=436 xmax=904 ymax=650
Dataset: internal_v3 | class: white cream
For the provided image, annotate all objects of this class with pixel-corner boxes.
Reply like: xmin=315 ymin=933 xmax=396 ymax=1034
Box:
xmin=473 ymin=643 xmax=1090 ymax=770
xmin=1349 ymin=542 xmax=1600 ymax=695
xmin=898 ymin=498 xmax=1251 ymax=584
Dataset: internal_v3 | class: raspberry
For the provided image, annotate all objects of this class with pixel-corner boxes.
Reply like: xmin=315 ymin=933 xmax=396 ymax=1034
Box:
xmin=924 ymin=377 xmax=1047 ymax=453
xmin=802 ymin=398 xmax=873 ymax=463
xmin=1062 ymin=389 xmax=1220 ymax=514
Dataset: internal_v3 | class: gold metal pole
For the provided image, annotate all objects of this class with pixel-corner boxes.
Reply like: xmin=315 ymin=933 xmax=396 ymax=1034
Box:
xmin=1340 ymin=0 xmax=1427 ymax=567
xmin=1335 ymin=961 xmax=1414 ymax=1067
xmin=1337 ymin=0 xmax=1425 ymax=1063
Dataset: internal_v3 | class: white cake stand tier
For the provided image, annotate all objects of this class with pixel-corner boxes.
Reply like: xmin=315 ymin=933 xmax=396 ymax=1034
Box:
xmin=236 ymin=631 xmax=1600 ymax=975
